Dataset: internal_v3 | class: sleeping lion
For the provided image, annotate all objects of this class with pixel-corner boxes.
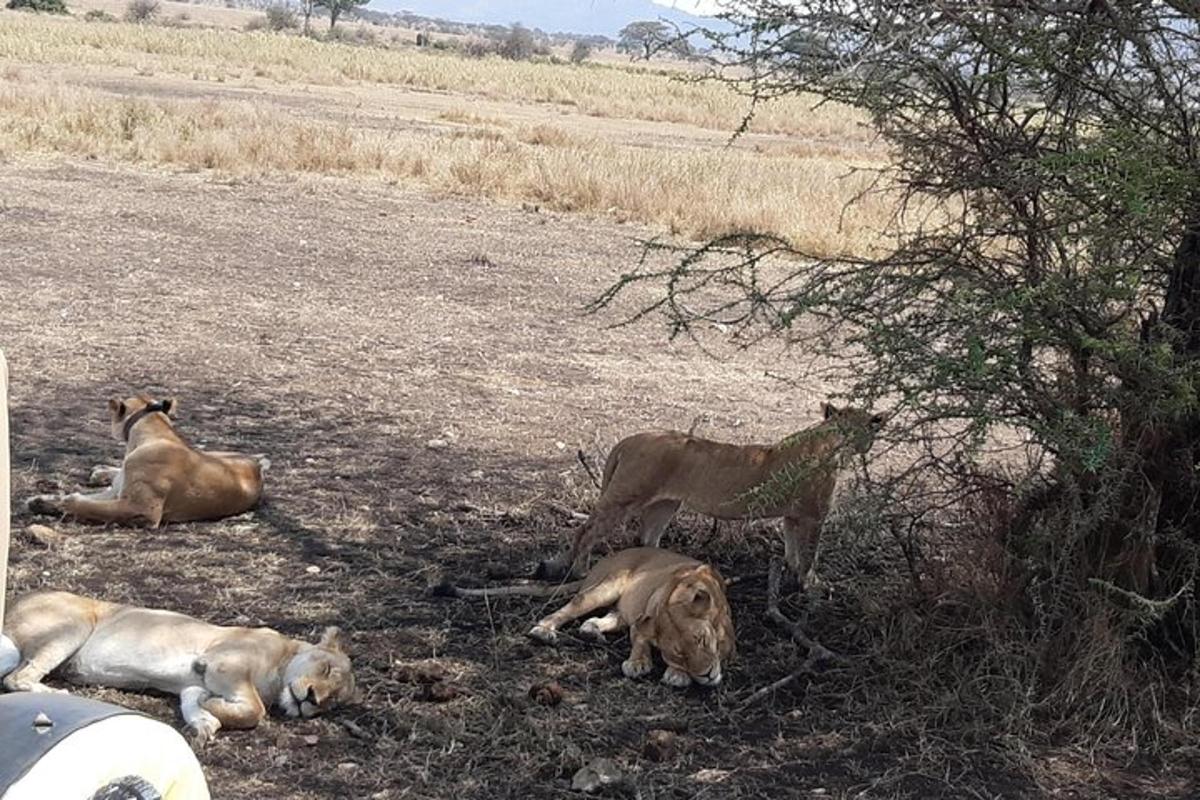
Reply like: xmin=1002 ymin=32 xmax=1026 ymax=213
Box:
xmin=0 ymin=591 xmax=356 ymax=744
xmin=439 ymin=547 xmax=735 ymax=687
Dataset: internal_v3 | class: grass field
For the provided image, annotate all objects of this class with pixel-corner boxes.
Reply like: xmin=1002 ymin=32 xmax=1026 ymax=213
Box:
xmin=0 ymin=10 xmax=890 ymax=256
xmin=1 ymin=7 xmax=1191 ymax=800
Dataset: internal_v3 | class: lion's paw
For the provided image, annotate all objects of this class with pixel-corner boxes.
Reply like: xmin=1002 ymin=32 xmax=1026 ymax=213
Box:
xmin=26 ymin=495 xmax=63 ymax=516
xmin=621 ymin=657 xmax=652 ymax=680
xmin=88 ymin=465 xmax=119 ymax=487
xmin=579 ymin=619 xmax=607 ymax=641
xmin=528 ymin=624 xmax=558 ymax=645
xmin=660 ymin=667 xmax=693 ymax=688
xmin=189 ymin=721 xmax=219 ymax=749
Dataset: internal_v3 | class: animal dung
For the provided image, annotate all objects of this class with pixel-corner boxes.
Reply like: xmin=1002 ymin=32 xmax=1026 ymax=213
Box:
xmin=641 ymin=729 xmax=677 ymax=762
xmin=527 ymin=680 xmax=564 ymax=707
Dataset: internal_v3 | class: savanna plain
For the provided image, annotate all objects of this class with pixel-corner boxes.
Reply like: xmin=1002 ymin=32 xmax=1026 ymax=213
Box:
xmin=0 ymin=5 xmax=1193 ymax=799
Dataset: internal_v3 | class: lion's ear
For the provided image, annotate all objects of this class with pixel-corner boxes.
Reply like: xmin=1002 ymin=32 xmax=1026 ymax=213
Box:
xmin=689 ymin=587 xmax=712 ymax=616
xmin=160 ymin=397 xmax=178 ymax=418
xmin=108 ymin=398 xmax=127 ymax=418
xmin=318 ymin=626 xmax=349 ymax=654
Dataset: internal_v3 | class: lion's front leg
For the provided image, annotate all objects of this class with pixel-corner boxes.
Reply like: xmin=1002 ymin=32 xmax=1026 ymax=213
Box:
xmin=197 ymin=657 xmax=268 ymax=733
xmin=180 ymin=686 xmax=222 ymax=745
xmin=621 ymin=624 xmax=654 ymax=680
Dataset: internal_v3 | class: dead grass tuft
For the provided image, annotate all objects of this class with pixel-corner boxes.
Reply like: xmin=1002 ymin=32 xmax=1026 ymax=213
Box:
xmin=0 ymin=82 xmax=892 ymax=255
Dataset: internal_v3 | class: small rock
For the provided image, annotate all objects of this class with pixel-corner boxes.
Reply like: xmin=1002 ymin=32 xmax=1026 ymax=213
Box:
xmin=571 ymin=758 xmax=623 ymax=793
xmin=425 ymin=438 xmax=449 ymax=450
xmin=691 ymin=768 xmax=732 ymax=784
xmin=528 ymin=681 xmax=564 ymax=707
xmin=26 ymin=524 xmax=65 ymax=548
xmin=337 ymin=761 xmax=359 ymax=772
xmin=302 ymin=735 xmax=319 ymax=746
xmin=642 ymin=729 xmax=676 ymax=762
xmin=417 ymin=682 xmax=462 ymax=703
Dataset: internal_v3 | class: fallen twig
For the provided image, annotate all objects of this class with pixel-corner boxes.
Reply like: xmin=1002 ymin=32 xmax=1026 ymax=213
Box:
xmin=538 ymin=498 xmax=589 ymax=521
xmin=765 ymin=557 xmax=847 ymax=666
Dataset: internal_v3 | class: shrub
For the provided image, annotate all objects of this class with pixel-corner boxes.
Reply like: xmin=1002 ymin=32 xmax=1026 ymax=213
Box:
xmin=6 ymin=0 xmax=67 ymax=13
xmin=569 ymin=40 xmax=592 ymax=64
xmin=263 ymin=4 xmax=296 ymax=31
xmin=460 ymin=37 xmax=496 ymax=59
xmin=243 ymin=14 xmax=267 ymax=30
xmin=82 ymin=7 xmax=116 ymax=19
xmin=124 ymin=0 xmax=159 ymax=22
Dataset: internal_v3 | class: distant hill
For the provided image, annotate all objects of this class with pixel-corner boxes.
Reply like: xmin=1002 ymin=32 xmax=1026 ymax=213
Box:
xmin=367 ymin=0 xmax=721 ymax=37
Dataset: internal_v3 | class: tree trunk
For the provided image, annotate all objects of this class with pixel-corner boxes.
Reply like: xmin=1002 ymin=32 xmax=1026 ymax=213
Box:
xmin=1119 ymin=203 xmax=1200 ymax=595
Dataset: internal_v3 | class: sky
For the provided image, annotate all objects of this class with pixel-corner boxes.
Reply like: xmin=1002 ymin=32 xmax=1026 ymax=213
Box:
xmin=652 ymin=0 xmax=725 ymax=14
xmin=372 ymin=1 xmax=726 ymax=36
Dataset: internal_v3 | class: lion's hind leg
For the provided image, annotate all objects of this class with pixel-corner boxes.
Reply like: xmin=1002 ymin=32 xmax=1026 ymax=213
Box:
xmin=638 ymin=499 xmax=681 ymax=549
xmin=87 ymin=465 xmax=123 ymax=487
xmin=579 ymin=609 xmax=625 ymax=642
xmin=529 ymin=577 xmax=624 ymax=645
xmin=537 ymin=500 xmax=633 ymax=581
xmin=2 ymin=625 xmax=90 ymax=694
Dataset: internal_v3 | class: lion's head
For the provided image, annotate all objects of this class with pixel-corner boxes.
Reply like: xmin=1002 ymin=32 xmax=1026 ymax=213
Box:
xmin=641 ymin=565 xmax=735 ymax=687
xmin=822 ymin=402 xmax=885 ymax=454
xmin=278 ymin=627 xmax=357 ymax=719
xmin=107 ymin=394 xmax=177 ymax=442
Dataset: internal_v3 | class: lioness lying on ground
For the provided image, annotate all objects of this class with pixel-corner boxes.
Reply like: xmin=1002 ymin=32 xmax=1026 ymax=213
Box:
xmin=537 ymin=403 xmax=885 ymax=588
xmin=439 ymin=547 xmax=735 ymax=687
xmin=0 ymin=591 xmax=356 ymax=744
xmin=27 ymin=394 xmax=267 ymax=527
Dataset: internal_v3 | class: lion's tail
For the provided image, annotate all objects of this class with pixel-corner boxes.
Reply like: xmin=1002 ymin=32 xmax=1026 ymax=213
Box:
xmin=431 ymin=579 xmax=585 ymax=599
xmin=0 ymin=634 xmax=19 ymax=680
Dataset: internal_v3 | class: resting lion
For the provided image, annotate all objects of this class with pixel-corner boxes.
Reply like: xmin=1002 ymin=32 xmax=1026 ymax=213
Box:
xmin=438 ymin=547 xmax=735 ymax=687
xmin=0 ymin=591 xmax=356 ymax=744
xmin=537 ymin=403 xmax=885 ymax=586
xmin=27 ymin=394 xmax=267 ymax=527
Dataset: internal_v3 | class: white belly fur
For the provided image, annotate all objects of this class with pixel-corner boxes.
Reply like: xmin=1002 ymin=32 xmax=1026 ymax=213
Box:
xmin=65 ymin=609 xmax=212 ymax=694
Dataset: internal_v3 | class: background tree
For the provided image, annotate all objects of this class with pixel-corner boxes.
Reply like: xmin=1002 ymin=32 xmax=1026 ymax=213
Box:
xmin=617 ymin=20 xmax=668 ymax=60
xmin=569 ymin=39 xmax=593 ymax=64
xmin=601 ymin=0 xmax=1200 ymax=732
xmin=498 ymin=23 xmax=537 ymax=61
xmin=315 ymin=0 xmax=364 ymax=31
xmin=6 ymin=0 xmax=67 ymax=13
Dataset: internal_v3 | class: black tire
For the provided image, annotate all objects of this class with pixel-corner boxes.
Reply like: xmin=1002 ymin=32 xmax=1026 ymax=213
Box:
xmin=90 ymin=776 xmax=162 ymax=800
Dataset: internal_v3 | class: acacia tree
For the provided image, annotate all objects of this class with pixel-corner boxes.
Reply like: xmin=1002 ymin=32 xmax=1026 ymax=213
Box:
xmin=316 ymin=0 xmax=365 ymax=31
xmin=617 ymin=20 xmax=669 ymax=60
xmin=601 ymin=2 xmax=1200 ymax=678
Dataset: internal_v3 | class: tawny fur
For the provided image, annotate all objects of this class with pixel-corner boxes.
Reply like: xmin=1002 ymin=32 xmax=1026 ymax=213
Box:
xmin=539 ymin=403 xmax=884 ymax=584
xmin=0 ymin=590 xmax=355 ymax=744
xmin=447 ymin=547 xmax=735 ymax=687
xmin=27 ymin=394 xmax=266 ymax=527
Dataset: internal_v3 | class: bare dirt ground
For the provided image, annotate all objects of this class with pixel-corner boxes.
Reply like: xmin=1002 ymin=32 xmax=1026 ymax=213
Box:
xmin=1 ymin=161 xmax=1193 ymax=799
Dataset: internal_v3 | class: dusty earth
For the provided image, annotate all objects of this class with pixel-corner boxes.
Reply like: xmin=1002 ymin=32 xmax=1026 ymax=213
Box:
xmin=0 ymin=161 xmax=1193 ymax=799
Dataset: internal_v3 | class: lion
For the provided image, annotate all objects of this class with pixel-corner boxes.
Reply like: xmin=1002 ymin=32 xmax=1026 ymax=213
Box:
xmin=437 ymin=547 xmax=735 ymax=687
xmin=27 ymin=394 xmax=267 ymax=527
xmin=537 ymin=403 xmax=885 ymax=589
xmin=0 ymin=591 xmax=356 ymax=744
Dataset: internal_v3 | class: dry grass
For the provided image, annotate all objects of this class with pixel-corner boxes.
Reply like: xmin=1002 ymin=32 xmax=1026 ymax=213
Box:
xmin=0 ymin=80 xmax=892 ymax=255
xmin=0 ymin=12 xmax=870 ymax=141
